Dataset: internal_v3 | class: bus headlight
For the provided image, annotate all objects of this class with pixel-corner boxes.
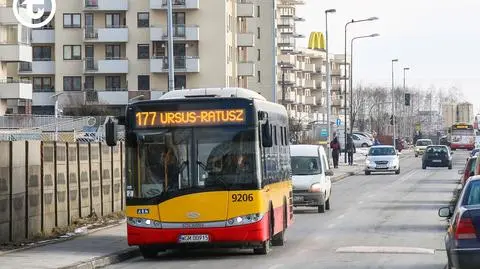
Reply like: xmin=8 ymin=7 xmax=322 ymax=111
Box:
xmin=226 ymin=213 xmax=264 ymax=226
xmin=127 ymin=217 xmax=162 ymax=228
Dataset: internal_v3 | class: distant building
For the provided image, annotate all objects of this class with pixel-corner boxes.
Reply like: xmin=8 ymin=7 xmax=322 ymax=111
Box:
xmin=457 ymin=102 xmax=474 ymax=124
xmin=441 ymin=102 xmax=474 ymax=129
xmin=442 ymin=103 xmax=456 ymax=129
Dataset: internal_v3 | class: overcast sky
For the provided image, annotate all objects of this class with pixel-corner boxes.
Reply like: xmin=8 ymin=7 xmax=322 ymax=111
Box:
xmin=296 ymin=0 xmax=480 ymax=113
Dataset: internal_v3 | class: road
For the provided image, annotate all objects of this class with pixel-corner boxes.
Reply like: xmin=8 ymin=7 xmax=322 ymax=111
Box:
xmin=107 ymin=150 xmax=466 ymax=269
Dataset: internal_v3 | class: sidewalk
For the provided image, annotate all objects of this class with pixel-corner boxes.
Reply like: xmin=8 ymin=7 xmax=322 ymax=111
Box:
xmin=0 ymin=224 xmax=136 ymax=269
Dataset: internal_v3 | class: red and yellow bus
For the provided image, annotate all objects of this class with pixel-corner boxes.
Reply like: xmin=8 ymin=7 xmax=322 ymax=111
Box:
xmin=106 ymin=88 xmax=293 ymax=257
xmin=449 ymin=123 xmax=476 ymax=150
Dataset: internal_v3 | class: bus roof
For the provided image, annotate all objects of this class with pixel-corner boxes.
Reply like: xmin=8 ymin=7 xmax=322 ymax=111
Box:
xmin=158 ymin=88 xmax=267 ymax=101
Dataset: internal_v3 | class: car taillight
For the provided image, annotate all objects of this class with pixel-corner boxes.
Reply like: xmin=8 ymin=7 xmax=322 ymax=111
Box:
xmin=455 ymin=217 xmax=477 ymax=240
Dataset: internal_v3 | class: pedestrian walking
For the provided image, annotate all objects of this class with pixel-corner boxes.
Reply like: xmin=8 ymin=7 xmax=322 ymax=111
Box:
xmin=346 ymin=134 xmax=355 ymax=166
xmin=330 ymin=132 xmax=340 ymax=168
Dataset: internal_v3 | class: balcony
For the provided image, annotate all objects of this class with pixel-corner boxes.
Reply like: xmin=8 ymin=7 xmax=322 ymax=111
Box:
xmin=84 ymin=90 xmax=129 ymax=105
xmin=332 ymin=98 xmax=343 ymax=106
xmin=18 ymin=60 xmax=55 ymax=75
xmin=282 ymin=92 xmax=296 ymax=103
xmin=150 ymin=25 xmax=199 ymax=41
xmin=238 ymin=62 xmax=255 ymax=76
xmin=150 ymin=0 xmax=200 ymax=9
xmin=237 ymin=2 xmax=255 ymax=17
xmin=32 ymin=92 xmax=55 ymax=106
xmin=315 ymin=80 xmax=325 ymax=90
xmin=84 ymin=0 xmax=128 ymax=11
xmin=0 ymin=79 xmax=32 ymax=100
xmin=296 ymin=95 xmax=305 ymax=105
xmin=304 ymin=79 xmax=316 ymax=89
xmin=296 ymin=78 xmax=305 ymax=88
xmin=150 ymin=56 xmax=200 ymax=73
xmin=0 ymin=43 xmax=32 ymax=62
xmin=237 ymin=32 xmax=255 ymax=47
xmin=305 ymin=96 xmax=317 ymax=106
xmin=278 ymin=54 xmax=296 ymax=66
xmin=31 ymin=29 xmax=55 ymax=43
xmin=83 ymin=58 xmax=129 ymax=74
xmin=278 ymin=73 xmax=296 ymax=84
xmin=0 ymin=5 xmax=16 ymax=24
xmin=305 ymin=63 xmax=315 ymax=72
xmin=84 ymin=27 xmax=129 ymax=43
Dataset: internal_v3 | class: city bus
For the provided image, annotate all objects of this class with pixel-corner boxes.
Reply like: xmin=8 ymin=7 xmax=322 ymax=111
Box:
xmin=449 ymin=123 xmax=476 ymax=150
xmin=105 ymin=88 xmax=293 ymax=257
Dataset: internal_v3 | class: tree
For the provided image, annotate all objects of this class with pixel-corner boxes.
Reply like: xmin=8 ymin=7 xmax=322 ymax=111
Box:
xmin=288 ymin=117 xmax=303 ymax=144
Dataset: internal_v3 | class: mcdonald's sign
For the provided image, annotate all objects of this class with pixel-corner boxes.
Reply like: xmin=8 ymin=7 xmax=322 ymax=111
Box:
xmin=308 ymin=32 xmax=326 ymax=50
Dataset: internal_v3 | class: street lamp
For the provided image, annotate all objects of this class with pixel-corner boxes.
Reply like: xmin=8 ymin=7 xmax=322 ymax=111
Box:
xmin=166 ymin=0 xmax=175 ymax=91
xmin=129 ymin=95 xmax=145 ymax=103
xmin=51 ymin=92 xmax=64 ymax=141
xmin=392 ymin=59 xmax=399 ymax=149
xmin=325 ymin=8 xmax=336 ymax=155
xmin=403 ymin=67 xmax=410 ymax=138
xmin=343 ymin=16 xmax=378 ymax=163
xmin=349 ymin=33 xmax=379 ymax=131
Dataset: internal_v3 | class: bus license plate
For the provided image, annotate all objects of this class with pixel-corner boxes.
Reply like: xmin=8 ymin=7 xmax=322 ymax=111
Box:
xmin=294 ymin=196 xmax=304 ymax=202
xmin=178 ymin=234 xmax=210 ymax=243
xmin=433 ymin=160 xmax=441 ymax=163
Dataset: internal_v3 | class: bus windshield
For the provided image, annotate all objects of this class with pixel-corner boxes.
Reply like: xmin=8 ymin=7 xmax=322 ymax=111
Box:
xmin=126 ymin=127 xmax=257 ymax=199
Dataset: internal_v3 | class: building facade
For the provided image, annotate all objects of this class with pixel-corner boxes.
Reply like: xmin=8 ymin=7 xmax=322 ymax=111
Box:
xmin=1 ymin=0 xmax=33 ymax=115
xmin=7 ymin=0 xmax=276 ymax=115
xmin=456 ymin=102 xmax=474 ymax=124
xmin=441 ymin=102 xmax=474 ymax=129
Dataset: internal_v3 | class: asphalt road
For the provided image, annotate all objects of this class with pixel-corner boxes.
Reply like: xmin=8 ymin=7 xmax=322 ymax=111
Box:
xmin=108 ymin=150 xmax=467 ymax=269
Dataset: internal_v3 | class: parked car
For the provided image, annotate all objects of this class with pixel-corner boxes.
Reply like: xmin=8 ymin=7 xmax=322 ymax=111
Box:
xmin=352 ymin=133 xmax=373 ymax=148
xmin=439 ymin=175 xmax=480 ymax=269
xmin=364 ymin=145 xmax=400 ymax=175
xmin=290 ymin=144 xmax=333 ymax=213
xmin=422 ymin=145 xmax=453 ymax=170
xmin=470 ymin=148 xmax=480 ymax=158
xmin=353 ymin=132 xmax=374 ymax=142
xmin=459 ymin=156 xmax=478 ymax=186
xmin=414 ymin=139 xmax=433 ymax=157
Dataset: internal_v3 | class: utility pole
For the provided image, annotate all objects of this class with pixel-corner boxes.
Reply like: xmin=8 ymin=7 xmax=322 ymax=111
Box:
xmin=167 ymin=0 xmax=175 ymax=91
xmin=281 ymin=62 xmax=285 ymax=103
xmin=325 ymin=9 xmax=336 ymax=155
xmin=392 ymin=59 xmax=398 ymax=149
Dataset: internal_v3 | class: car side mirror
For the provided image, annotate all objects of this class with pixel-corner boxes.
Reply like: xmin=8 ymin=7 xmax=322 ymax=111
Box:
xmin=470 ymin=171 xmax=475 ymax=177
xmin=261 ymin=120 xmax=273 ymax=148
xmin=325 ymin=170 xmax=334 ymax=176
xmin=438 ymin=206 xmax=453 ymax=218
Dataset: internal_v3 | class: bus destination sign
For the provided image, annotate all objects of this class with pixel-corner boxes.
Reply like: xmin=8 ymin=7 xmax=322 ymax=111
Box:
xmin=135 ymin=109 xmax=246 ymax=127
xmin=452 ymin=124 xmax=472 ymax=130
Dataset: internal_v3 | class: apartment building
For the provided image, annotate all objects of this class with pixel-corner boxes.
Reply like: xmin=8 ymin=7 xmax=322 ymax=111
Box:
xmin=441 ymin=102 xmax=474 ymax=128
xmin=0 ymin=0 xmax=33 ymax=115
xmin=7 ymin=0 xmax=275 ymax=115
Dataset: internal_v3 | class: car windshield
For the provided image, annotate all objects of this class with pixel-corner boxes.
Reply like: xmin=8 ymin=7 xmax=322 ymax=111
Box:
xmin=291 ymin=156 xmax=322 ymax=175
xmin=464 ymin=181 xmax=480 ymax=206
xmin=426 ymin=147 xmax=448 ymax=155
xmin=368 ymin=147 xmax=396 ymax=156
xmin=125 ymin=127 xmax=257 ymax=199
xmin=416 ymin=140 xmax=432 ymax=146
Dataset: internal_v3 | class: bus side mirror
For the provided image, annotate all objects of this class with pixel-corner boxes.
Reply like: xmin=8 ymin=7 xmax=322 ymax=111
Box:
xmin=261 ymin=121 xmax=273 ymax=148
xmin=105 ymin=118 xmax=118 ymax=147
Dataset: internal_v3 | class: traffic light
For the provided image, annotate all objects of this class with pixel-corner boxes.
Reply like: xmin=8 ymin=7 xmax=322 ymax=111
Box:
xmin=405 ymin=93 xmax=411 ymax=106
xmin=390 ymin=115 xmax=394 ymax=125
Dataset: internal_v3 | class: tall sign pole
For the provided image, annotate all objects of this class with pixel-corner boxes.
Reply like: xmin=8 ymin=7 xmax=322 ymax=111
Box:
xmin=167 ymin=0 xmax=175 ymax=91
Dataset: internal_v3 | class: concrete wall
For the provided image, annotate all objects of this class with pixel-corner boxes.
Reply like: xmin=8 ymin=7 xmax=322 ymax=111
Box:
xmin=0 ymin=141 xmax=125 ymax=243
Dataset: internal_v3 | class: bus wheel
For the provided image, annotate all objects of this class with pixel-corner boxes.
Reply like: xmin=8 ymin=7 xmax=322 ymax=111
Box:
xmin=272 ymin=204 xmax=287 ymax=246
xmin=139 ymin=246 xmax=158 ymax=259
xmin=254 ymin=209 xmax=273 ymax=254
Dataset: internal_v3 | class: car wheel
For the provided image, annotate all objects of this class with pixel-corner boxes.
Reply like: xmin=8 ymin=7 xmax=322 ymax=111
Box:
xmin=325 ymin=198 xmax=331 ymax=210
xmin=395 ymin=168 xmax=400 ymax=174
xmin=361 ymin=143 xmax=368 ymax=148
xmin=254 ymin=209 xmax=273 ymax=254
xmin=365 ymin=171 xmax=371 ymax=175
xmin=139 ymin=246 xmax=158 ymax=259
xmin=318 ymin=196 xmax=325 ymax=213
xmin=448 ymin=162 xmax=452 ymax=170
xmin=415 ymin=154 xmax=418 ymax=158
xmin=422 ymin=163 xmax=427 ymax=169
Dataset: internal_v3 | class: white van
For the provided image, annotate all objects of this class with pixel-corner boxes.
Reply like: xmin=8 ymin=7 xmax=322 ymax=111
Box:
xmin=290 ymin=144 xmax=333 ymax=213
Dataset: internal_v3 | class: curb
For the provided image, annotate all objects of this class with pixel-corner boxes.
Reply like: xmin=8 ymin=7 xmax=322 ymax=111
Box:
xmin=57 ymin=247 xmax=140 ymax=269
xmin=0 ymin=220 xmax=126 ymax=257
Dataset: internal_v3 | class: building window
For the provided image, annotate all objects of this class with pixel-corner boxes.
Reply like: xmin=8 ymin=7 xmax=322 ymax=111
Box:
xmin=33 ymin=46 xmax=52 ymax=60
xmin=174 ymin=75 xmax=186 ymax=90
xmin=63 ymin=45 xmax=81 ymax=60
xmin=137 ymin=12 xmax=149 ymax=28
xmin=63 ymin=76 xmax=81 ymax=91
xmin=138 ymin=75 xmax=150 ymax=91
xmin=105 ymin=76 xmax=121 ymax=91
xmin=105 ymin=44 xmax=121 ymax=59
xmin=257 ymin=5 xmax=260 ymax=17
xmin=63 ymin=13 xmax=81 ymax=28
xmin=84 ymin=76 xmax=94 ymax=90
xmin=257 ymin=49 xmax=260 ymax=61
xmin=257 ymin=71 xmax=261 ymax=83
xmin=257 ymin=27 xmax=260 ymax=39
xmin=105 ymin=13 xmax=121 ymax=28
xmin=34 ymin=13 xmax=54 ymax=29
xmin=33 ymin=77 xmax=53 ymax=92
xmin=137 ymin=44 xmax=150 ymax=59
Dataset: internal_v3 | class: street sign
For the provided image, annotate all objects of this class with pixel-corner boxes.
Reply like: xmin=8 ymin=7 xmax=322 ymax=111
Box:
xmin=336 ymin=119 xmax=341 ymax=126
xmin=320 ymin=128 xmax=328 ymax=136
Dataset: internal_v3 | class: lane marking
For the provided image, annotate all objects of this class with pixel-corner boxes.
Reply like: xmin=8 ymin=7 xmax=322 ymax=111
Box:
xmin=267 ymin=264 xmax=284 ymax=269
xmin=358 ymin=201 xmax=364 ymax=204
xmin=337 ymin=214 xmax=345 ymax=219
xmin=327 ymin=223 xmax=336 ymax=229
xmin=335 ymin=246 xmax=435 ymax=255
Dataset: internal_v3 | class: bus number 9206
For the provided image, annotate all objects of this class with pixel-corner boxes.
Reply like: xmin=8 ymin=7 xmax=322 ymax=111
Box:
xmin=232 ymin=193 xmax=254 ymax=202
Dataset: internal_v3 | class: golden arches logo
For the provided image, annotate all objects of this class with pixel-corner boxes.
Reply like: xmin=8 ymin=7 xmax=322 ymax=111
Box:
xmin=308 ymin=32 xmax=325 ymax=50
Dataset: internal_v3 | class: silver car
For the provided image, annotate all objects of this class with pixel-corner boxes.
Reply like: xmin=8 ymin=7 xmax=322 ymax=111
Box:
xmin=364 ymin=145 xmax=400 ymax=175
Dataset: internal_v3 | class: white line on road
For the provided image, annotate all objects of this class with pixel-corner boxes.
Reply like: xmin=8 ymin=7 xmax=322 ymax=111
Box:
xmin=358 ymin=201 xmax=364 ymax=204
xmin=337 ymin=214 xmax=345 ymax=219
xmin=327 ymin=223 xmax=336 ymax=229
xmin=335 ymin=246 xmax=435 ymax=255
xmin=398 ymin=169 xmax=418 ymax=182
xmin=267 ymin=264 xmax=285 ymax=269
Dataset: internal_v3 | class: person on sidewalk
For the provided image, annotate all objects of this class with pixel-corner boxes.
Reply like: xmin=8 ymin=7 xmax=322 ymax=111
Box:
xmin=346 ymin=134 xmax=356 ymax=166
xmin=330 ymin=132 xmax=340 ymax=168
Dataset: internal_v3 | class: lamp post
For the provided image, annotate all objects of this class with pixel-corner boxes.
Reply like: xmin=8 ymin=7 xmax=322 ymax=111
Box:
xmin=392 ymin=59 xmax=399 ymax=149
xmin=325 ymin=8 xmax=336 ymax=156
xmin=51 ymin=92 xmax=64 ymax=141
xmin=166 ymin=0 xmax=175 ymax=91
xmin=343 ymin=16 xmax=378 ymax=163
xmin=403 ymin=67 xmax=410 ymax=138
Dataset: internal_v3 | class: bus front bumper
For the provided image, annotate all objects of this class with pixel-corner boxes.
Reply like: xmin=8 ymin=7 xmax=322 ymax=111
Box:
xmin=127 ymin=216 xmax=269 ymax=247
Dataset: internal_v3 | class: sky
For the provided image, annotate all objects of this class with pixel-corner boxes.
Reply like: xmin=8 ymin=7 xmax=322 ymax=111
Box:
xmin=296 ymin=0 xmax=480 ymax=113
